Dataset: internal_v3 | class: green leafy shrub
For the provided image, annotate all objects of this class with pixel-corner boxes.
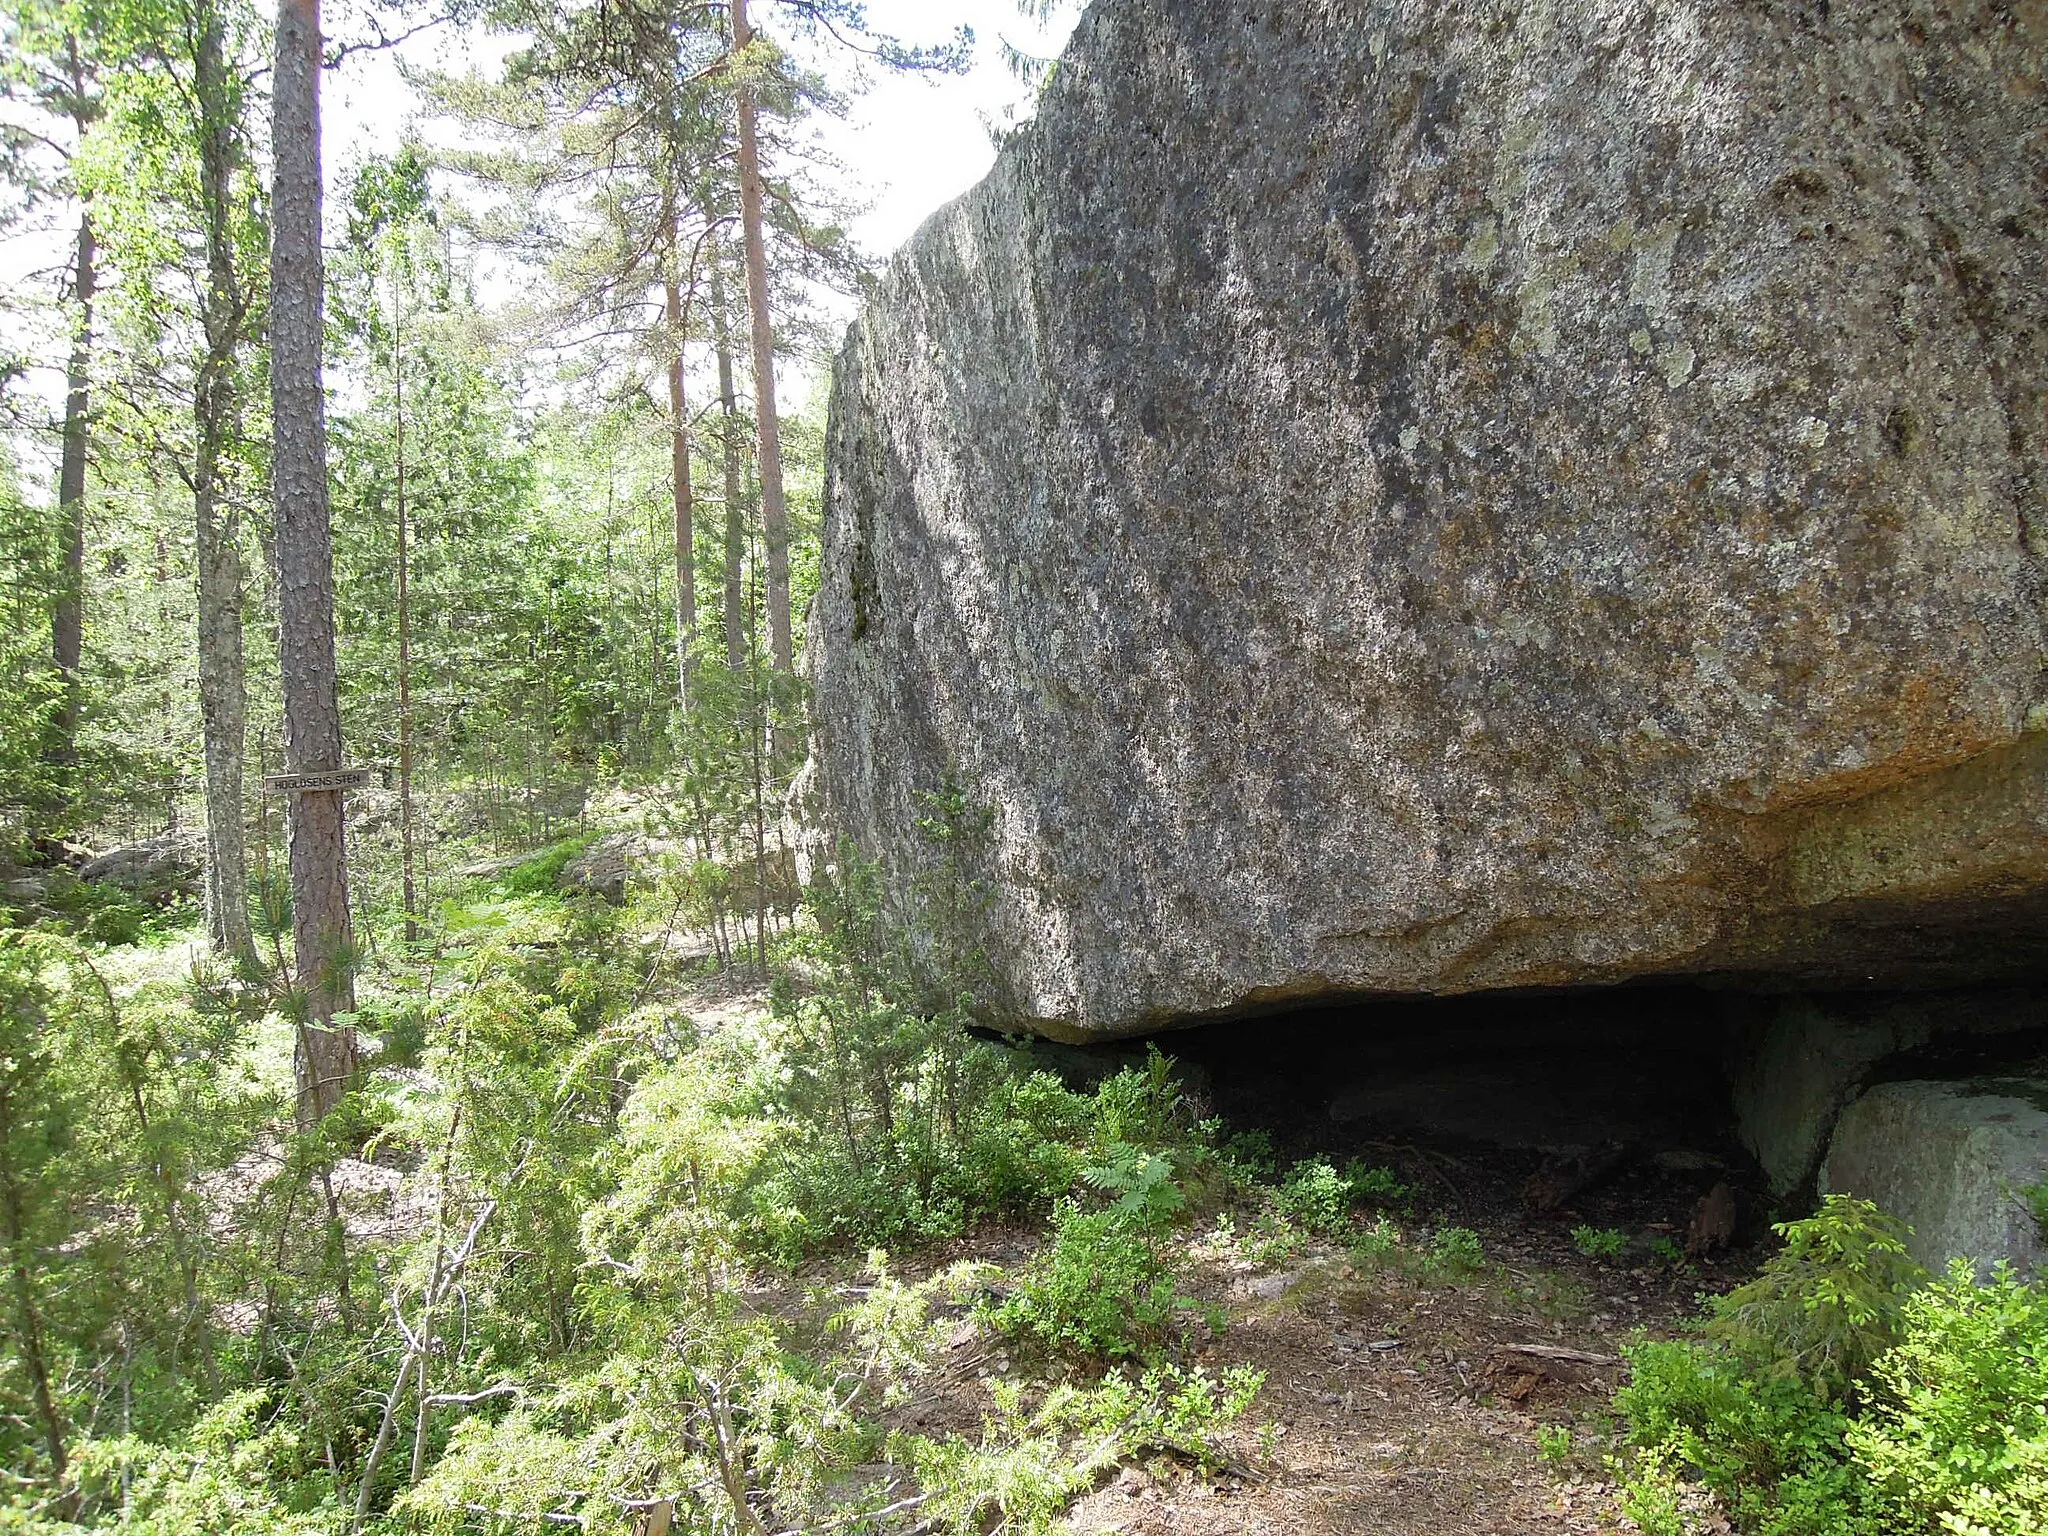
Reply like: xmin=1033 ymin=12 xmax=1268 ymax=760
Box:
xmin=1242 ymin=1210 xmax=1304 ymax=1269
xmin=964 ymin=1071 xmax=1094 ymax=1211
xmin=1081 ymin=1143 xmax=1186 ymax=1232
xmin=1428 ymin=1226 xmax=1485 ymax=1278
xmin=1610 ymin=1197 xmax=2048 ymax=1536
xmin=1536 ymin=1423 xmax=1574 ymax=1464
xmin=1349 ymin=1213 xmax=1406 ymax=1266
xmin=742 ymin=1049 xmax=1094 ymax=1262
xmin=986 ymin=1199 xmax=1203 ymax=1362
xmin=1202 ymin=1208 xmax=1305 ymax=1270
xmin=1273 ymin=1158 xmax=1412 ymax=1241
xmin=0 ymin=933 xmax=282 ymax=1514
xmin=1615 ymin=1453 xmax=1688 ymax=1536
xmin=1278 ymin=1159 xmax=1356 ymax=1239
xmin=1090 ymin=1046 xmax=1194 ymax=1150
xmin=58 ymin=1390 xmax=337 ymax=1535
xmin=1850 ymin=1260 xmax=2048 ymax=1536
xmin=985 ymin=1140 xmax=1210 ymax=1363
xmin=352 ymin=992 xmax=432 ymax=1068
xmin=1061 ymin=1362 xmax=1266 ymax=1471
xmin=498 ymin=831 xmax=596 ymax=895
xmin=34 ymin=873 xmax=197 ymax=947
xmin=906 ymin=1414 xmax=1093 ymax=1536
xmin=1616 ymin=1337 xmax=1877 ymax=1535
xmin=745 ymin=852 xmax=1101 ymax=1259
xmin=1573 ymin=1225 xmax=1631 ymax=1260
xmin=1609 ymin=1198 xmax=1921 ymax=1534
xmin=1649 ymin=1234 xmax=1688 ymax=1267
xmin=1219 ymin=1128 xmax=1277 ymax=1182
xmin=748 ymin=858 xmax=1223 ymax=1263
xmin=81 ymin=895 xmax=150 ymax=946
xmin=1344 ymin=1160 xmax=1413 ymax=1209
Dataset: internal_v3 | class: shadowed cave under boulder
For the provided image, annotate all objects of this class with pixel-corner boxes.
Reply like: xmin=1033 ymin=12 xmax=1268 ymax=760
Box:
xmin=1165 ymin=985 xmax=1752 ymax=1160
xmin=1017 ymin=978 xmax=2048 ymax=1271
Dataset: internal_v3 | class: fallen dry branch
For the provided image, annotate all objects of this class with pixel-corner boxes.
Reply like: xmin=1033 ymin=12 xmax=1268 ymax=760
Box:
xmin=1491 ymin=1343 xmax=1625 ymax=1368
xmin=1521 ymin=1142 xmax=1629 ymax=1212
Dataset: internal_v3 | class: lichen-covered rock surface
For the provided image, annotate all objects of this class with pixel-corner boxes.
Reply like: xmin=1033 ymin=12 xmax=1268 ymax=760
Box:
xmin=1730 ymin=991 xmax=2048 ymax=1198
xmin=807 ymin=0 xmax=2048 ymax=1039
xmin=1820 ymin=1079 xmax=2048 ymax=1280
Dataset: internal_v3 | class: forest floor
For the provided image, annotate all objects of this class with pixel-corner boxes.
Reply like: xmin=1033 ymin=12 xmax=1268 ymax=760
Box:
xmin=66 ymin=866 xmax=1764 ymax=1535
xmin=670 ymin=971 xmax=1767 ymax=1536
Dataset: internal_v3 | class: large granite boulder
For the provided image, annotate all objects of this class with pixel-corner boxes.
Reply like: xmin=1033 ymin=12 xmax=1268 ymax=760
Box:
xmin=1820 ymin=1079 xmax=2048 ymax=1280
xmin=559 ymin=833 xmax=645 ymax=906
xmin=77 ymin=833 xmax=203 ymax=898
xmin=1728 ymin=990 xmax=2048 ymax=1197
xmin=808 ymin=0 xmax=2048 ymax=1039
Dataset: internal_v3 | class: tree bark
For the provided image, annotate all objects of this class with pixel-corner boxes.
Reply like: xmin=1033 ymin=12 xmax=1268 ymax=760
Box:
xmin=50 ymin=207 xmax=94 ymax=787
xmin=271 ymin=0 xmax=357 ymax=1126
xmin=393 ymin=273 xmax=417 ymax=946
xmin=711 ymin=257 xmax=746 ymax=672
xmin=665 ymin=273 xmax=696 ymax=709
xmin=731 ymin=0 xmax=791 ymax=675
xmin=194 ymin=0 xmax=258 ymax=973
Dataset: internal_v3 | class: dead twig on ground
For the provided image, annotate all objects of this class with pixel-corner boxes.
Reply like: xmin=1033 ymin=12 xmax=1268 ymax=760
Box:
xmin=1492 ymin=1343 xmax=1624 ymax=1368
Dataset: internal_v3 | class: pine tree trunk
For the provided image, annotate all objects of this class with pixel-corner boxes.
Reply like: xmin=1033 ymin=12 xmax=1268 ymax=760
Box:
xmin=49 ymin=208 xmax=94 ymax=789
xmin=711 ymin=258 xmax=746 ymax=673
xmin=665 ymin=274 xmax=696 ymax=709
xmin=194 ymin=0 xmax=257 ymax=973
xmin=195 ymin=431 xmax=254 ymax=970
xmin=271 ymin=0 xmax=357 ymax=1126
xmin=731 ymin=0 xmax=791 ymax=675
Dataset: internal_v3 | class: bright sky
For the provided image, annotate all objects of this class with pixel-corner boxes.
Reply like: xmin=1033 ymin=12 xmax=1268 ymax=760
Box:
xmin=2 ymin=0 xmax=1083 ymax=478
xmin=825 ymin=0 xmax=1083 ymax=259
xmin=328 ymin=0 xmax=1083 ymax=285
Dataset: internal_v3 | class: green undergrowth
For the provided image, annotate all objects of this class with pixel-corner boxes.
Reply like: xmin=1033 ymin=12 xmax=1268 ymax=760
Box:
xmin=0 ymin=837 xmax=1282 ymax=1534
xmin=985 ymin=1146 xmax=1216 ymax=1363
xmin=1275 ymin=1156 xmax=1413 ymax=1239
xmin=1610 ymin=1196 xmax=2048 ymax=1536
xmin=1574 ymin=1224 xmax=1631 ymax=1260
xmin=3 ymin=864 xmax=202 ymax=947
xmin=743 ymin=849 xmax=1232 ymax=1268
xmin=906 ymin=1364 xmax=1265 ymax=1536
xmin=21 ymin=814 xmax=2045 ymax=1536
xmin=496 ymin=831 xmax=598 ymax=896
xmin=1191 ymin=1147 xmax=1491 ymax=1299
